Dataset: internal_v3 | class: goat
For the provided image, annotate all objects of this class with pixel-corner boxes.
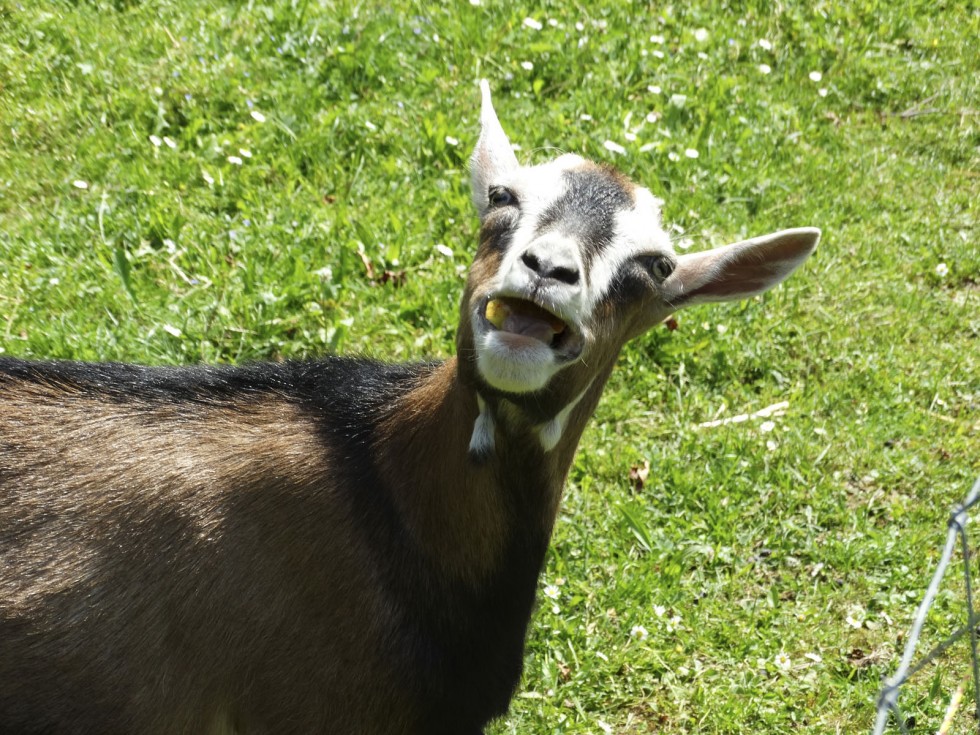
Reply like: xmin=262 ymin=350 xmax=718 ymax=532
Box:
xmin=0 ymin=81 xmax=819 ymax=734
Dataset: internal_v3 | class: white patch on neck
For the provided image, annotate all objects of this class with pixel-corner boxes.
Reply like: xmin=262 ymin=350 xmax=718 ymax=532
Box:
xmin=537 ymin=383 xmax=593 ymax=452
xmin=468 ymin=394 xmax=496 ymax=457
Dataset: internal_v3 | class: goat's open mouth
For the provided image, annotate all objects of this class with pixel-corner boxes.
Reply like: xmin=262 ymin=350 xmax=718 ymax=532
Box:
xmin=481 ymin=296 xmax=582 ymax=357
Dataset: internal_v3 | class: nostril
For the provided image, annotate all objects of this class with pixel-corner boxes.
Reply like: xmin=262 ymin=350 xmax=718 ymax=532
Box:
xmin=551 ymin=266 xmax=580 ymax=285
xmin=521 ymin=252 xmax=541 ymax=273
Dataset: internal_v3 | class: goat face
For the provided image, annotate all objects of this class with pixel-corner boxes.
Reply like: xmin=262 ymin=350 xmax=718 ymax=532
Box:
xmin=461 ymin=81 xmax=819 ymax=403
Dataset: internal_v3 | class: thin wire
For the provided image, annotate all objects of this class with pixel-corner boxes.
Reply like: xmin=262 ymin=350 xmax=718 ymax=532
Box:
xmin=873 ymin=476 xmax=980 ymax=735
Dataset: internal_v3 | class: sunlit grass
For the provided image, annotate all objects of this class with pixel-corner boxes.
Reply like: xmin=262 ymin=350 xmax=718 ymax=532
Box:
xmin=0 ymin=1 xmax=977 ymax=732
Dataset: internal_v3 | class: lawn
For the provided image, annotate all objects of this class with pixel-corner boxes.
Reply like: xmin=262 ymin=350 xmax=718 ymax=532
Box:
xmin=0 ymin=0 xmax=977 ymax=732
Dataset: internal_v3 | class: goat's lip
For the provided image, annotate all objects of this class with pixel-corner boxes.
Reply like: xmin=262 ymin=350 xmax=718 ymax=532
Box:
xmin=477 ymin=294 xmax=584 ymax=359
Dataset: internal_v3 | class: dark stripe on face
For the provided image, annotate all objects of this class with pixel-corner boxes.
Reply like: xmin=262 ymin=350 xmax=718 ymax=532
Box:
xmin=535 ymin=167 xmax=633 ymax=268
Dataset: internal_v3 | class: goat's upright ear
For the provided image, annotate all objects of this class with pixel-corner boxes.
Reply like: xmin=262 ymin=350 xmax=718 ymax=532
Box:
xmin=471 ymin=80 xmax=519 ymax=218
xmin=663 ymin=227 xmax=820 ymax=309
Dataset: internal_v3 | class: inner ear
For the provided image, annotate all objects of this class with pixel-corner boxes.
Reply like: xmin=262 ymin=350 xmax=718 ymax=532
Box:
xmin=470 ymin=80 xmax=520 ymax=217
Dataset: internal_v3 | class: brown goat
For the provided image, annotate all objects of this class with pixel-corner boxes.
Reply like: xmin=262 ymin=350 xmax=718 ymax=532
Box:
xmin=0 ymin=82 xmax=819 ymax=733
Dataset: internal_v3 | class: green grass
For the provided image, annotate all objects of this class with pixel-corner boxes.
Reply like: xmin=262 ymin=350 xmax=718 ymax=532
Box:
xmin=1 ymin=0 xmax=977 ymax=731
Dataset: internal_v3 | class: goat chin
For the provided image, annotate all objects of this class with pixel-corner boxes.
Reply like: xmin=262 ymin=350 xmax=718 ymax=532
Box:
xmin=0 ymin=82 xmax=819 ymax=734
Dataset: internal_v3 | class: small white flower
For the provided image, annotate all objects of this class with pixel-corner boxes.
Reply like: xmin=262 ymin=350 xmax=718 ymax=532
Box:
xmin=238 ymin=148 xmax=252 ymax=158
xmin=766 ymin=439 xmax=779 ymax=452
xmin=759 ymin=63 xmax=772 ymax=74
xmin=579 ymin=113 xmax=593 ymax=122
xmin=651 ymin=50 xmax=665 ymax=59
xmin=647 ymin=85 xmax=662 ymax=95
xmin=809 ymin=70 xmax=823 ymax=82
xmin=314 ymin=266 xmax=333 ymax=281
xmin=697 ymin=51 xmax=708 ymax=60
xmin=716 ymin=323 xmax=728 ymax=334
xmin=162 ymin=324 xmax=183 ymax=338
xmin=676 ymin=237 xmax=693 ymax=250
xmin=522 ymin=17 xmax=543 ymax=31
xmin=163 ymin=136 xmax=177 ymax=149
xmin=653 ymin=604 xmax=667 ymax=617
xmin=818 ymin=88 xmax=828 ymax=97
xmin=758 ymin=39 xmax=773 ymax=50
xmin=520 ymin=61 xmax=534 ymax=71
xmin=435 ymin=243 xmax=454 ymax=258
xmin=543 ymin=584 xmax=560 ymax=600
xmin=364 ymin=120 xmax=377 ymax=131
xmin=774 ymin=652 xmax=792 ymax=671
xmin=202 ymin=170 xmax=215 ymax=185
xmin=935 ymin=262 xmax=949 ymax=277
xmin=551 ymin=604 xmax=560 ymax=614
xmin=250 ymin=110 xmax=267 ymax=123
xmin=547 ymin=18 xmax=558 ymax=27
xmin=603 ymin=140 xmax=626 ymax=155
xmin=575 ymin=21 xmax=585 ymax=32
xmin=667 ymin=151 xmax=680 ymax=162
xmin=149 ymin=134 xmax=162 ymax=147
xmin=684 ymin=148 xmax=699 ymax=159
xmin=760 ymin=420 xmax=776 ymax=433
xmin=444 ymin=135 xmax=459 ymax=146
xmin=846 ymin=608 xmax=865 ymax=629
xmin=665 ymin=615 xmax=681 ymax=633
xmin=624 ymin=132 xmax=637 ymax=142
xmin=645 ymin=111 xmax=660 ymax=123
xmin=631 ymin=625 xmax=649 ymax=640
xmin=650 ymin=34 xmax=665 ymax=44
xmin=468 ymin=0 xmax=480 ymax=5
xmin=72 ymin=179 xmax=89 ymax=190
xmin=694 ymin=28 xmax=709 ymax=42
xmin=49 ymin=277 xmax=60 ymax=286
xmin=227 ymin=155 xmax=243 ymax=165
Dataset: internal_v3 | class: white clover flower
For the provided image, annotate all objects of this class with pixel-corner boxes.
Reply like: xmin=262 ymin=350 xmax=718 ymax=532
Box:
xmin=774 ymin=652 xmax=792 ymax=671
xmin=520 ymin=61 xmax=534 ymax=71
xmin=250 ymin=110 xmax=267 ymax=123
xmin=759 ymin=63 xmax=772 ymax=74
xmin=809 ymin=70 xmax=823 ymax=82
xmin=543 ymin=584 xmax=560 ymax=600
xmin=522 ymin=17 xmax=543 ymax=31
xmin=603 ymin=140 xmax=626 ymax=155
xmin=936 ymin=262 xmax=949 ymax=277
xmin=631 ymin=625 xmax=649 ymax=640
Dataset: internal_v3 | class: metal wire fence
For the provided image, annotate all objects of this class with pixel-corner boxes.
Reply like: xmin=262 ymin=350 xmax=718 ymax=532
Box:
xmin=874 ymin=476 xmax=980 ymax=734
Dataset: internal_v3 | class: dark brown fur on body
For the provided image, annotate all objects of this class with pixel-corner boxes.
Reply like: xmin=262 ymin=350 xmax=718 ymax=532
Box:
xmin=0 ymin=355 xmax=589 ymax=734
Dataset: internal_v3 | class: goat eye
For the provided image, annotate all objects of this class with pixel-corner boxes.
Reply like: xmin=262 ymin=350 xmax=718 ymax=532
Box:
xmin=488 ymin=186 xmax=515 ymax=208
xmin=643 ymin=255 xmax=675 ymax=281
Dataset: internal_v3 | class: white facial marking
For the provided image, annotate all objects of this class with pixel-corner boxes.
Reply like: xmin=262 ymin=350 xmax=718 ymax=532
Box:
xmin=585 ymin=187 xmax=673 ymax=311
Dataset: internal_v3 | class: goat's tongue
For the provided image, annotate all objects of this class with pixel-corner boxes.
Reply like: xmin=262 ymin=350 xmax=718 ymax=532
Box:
xmin=486 ymin=298 xmax=566 ymax=345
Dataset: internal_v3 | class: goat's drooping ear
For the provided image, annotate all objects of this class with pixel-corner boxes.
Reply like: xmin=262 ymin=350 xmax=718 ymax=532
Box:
xmin=471 ymin=80 xmax=519 ymax=217
xmin=663 ymin=227 xmax=820 ymax=309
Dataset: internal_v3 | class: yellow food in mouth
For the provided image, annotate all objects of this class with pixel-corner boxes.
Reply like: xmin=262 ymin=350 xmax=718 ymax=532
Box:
xmin=484 ymin=297 xmax=567 ymax=335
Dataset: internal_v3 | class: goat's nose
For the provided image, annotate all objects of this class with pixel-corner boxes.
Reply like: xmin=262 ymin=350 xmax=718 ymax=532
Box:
xmin=520 ymin=241 xmax=581 ymax=286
